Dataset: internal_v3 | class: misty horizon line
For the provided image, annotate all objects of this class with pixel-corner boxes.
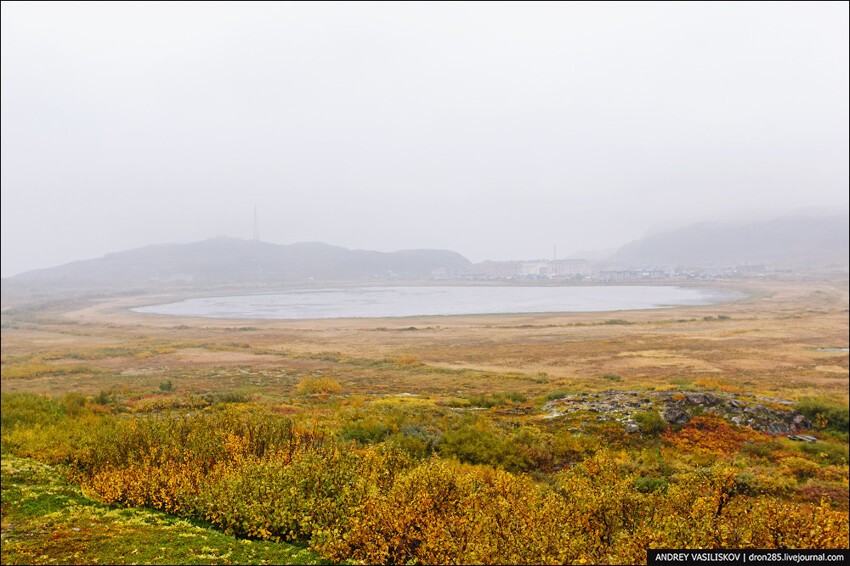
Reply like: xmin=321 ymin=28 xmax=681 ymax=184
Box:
xmin=5 ymin=206 xmax=848 ymax=280
xmin=5 ymin=236 xmax=594 ymax=279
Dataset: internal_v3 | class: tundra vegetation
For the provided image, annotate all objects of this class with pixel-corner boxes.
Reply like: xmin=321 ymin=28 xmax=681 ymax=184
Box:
xmin=1 ymin=278 xmax=848 ymax=564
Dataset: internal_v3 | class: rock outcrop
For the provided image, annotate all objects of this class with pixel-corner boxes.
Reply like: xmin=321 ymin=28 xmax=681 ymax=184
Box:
xmin=543 ymin=390 xmax=811 ymax=435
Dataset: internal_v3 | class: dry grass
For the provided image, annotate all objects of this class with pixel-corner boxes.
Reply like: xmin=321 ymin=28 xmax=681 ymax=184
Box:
xmin=2 ymin=278 xmax=847 ymax=405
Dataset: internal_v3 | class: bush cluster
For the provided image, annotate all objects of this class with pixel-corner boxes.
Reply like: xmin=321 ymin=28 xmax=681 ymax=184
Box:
xmin=2 ymin=392 xmax=848 ymax=564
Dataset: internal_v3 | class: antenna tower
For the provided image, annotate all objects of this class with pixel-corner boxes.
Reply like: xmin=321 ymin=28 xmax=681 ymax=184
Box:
xmin=252 ymin=205 xmax=260 ymax=242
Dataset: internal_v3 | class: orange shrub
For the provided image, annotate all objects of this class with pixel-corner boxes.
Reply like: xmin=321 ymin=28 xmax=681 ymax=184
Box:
xmin=663 ymin=415 xmax=763 ymax=455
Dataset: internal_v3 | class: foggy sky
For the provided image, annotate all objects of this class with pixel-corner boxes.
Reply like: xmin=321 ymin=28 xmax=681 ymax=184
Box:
xmin=2 ymin=1 xmax=848 ymax=277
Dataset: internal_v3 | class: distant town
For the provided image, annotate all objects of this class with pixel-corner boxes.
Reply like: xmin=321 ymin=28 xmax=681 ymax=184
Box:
xmin=431 ymin=259 xmax=785 ymax=283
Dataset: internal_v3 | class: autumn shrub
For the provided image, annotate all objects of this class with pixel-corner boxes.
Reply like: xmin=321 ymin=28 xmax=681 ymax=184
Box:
xmin=1 ymin=393 xmax=62 ymax=432
xmin=193 ymin=442 xmax=417 ymax=545
xmin=500 ymin=425 xmax=559 ymax=473
xmin=782 ymin=456 xmax=821 ymax=480
xmin=340 ymin=416 xmax=392 ymax=444
xmin=732 ymin=471 xmax=758 ymax=496
xmin=197 ymin=446 xmax=357 ymax=541
xmin=322 ymin=458 xmax=476 ymax=563
xmin=384 ymin=432 xmax=430 ymax=458
xmin=438 ymin=423 xmax=506 ymax=466
xmin=551 ymin=431 xmax=601 ymax=463
xmin=747 ymin=499 xmax=850 ymax=548
xmin=553 ymin=450 xmax=655 ymax=558
xmin=60 ymin=393 xmax=89 ymax=417
xmin=545 ymin=389 xmax=572 ymax=401
xmin=4 ymin=391 xmax=848 ymax=564
xmin=570 ymin=457 xmax=848 ymax=562
xmin=383 ymin=424 xmax=440 ymax=458
xmin=740 ymin=439 xmax=783 ymax=462
xmin=86 ymin=457 xmax=206 ymax=514
xmin=321 ymin=458 xmax=580 ymax=564
xmin=73 ymin=407 xmax=332 ymax=524
xmin=797 ymin=439 xmax=849 ymax=466
xmin=130 ymin=394 xmax=210 ymax=413
xmin=734 ymin=466 xmax=796 ymax=496
xmin=388 ymin=354 xmax=419 ymax=366
xmin=2 ymin=416 xmax=88 ymax=465
xmin=72 ymin=406 xmax=322 ymax=479
xmin=339 ymin=398 xmax=449 ymax=451
xmin=634 ymin=410 xmax=667 ymax=435
xmin=634 ymin=475 xmax=669 ymax=493
xmin=92 ymin=390 xmax=114 ymax=406
xmin=796 ymin=397 xmax=849 ymax=435
xmin=466 ymin=391 xmax=527 ymax=408
xmin=294 ymin=376 xmax=342 ymax=396
xmin=693 ymin=378 xmax=744 ymax=393
xmin=1 ymin=393 xmax=115 ymax=465
xmin=1 ymin=360 xmax=98 ymax=379
xmin=663 ymin=414 xmax=762 ymax=455
xmin=635 ymin=448 xmax=675 ymax=478
xmin=210 ymin=388 xmax=253 ymax=404
xmin=795 ymin=483 xmax=850 ymax=511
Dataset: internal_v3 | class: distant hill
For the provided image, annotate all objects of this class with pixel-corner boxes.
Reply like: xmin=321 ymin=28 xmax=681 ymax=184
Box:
xmin=607 ymin=214 xmax=849 ymax=268
xmin=8 ymin=238 xmax=472 ymax=288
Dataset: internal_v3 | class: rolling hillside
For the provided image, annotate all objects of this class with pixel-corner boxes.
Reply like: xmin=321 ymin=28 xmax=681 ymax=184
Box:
xmin=607 ymin=214 xmax=849 ymax=268
xmin=7 ymin=238 xmax=472 ymax=288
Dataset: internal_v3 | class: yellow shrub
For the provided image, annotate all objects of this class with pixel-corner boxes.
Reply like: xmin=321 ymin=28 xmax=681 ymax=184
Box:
xmin=295 ymin=377 xmax=342 ymax=396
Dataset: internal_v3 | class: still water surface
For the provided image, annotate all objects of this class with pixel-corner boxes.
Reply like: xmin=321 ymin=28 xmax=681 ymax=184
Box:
xmin=132 ymin=286 xmax=737 ymax=320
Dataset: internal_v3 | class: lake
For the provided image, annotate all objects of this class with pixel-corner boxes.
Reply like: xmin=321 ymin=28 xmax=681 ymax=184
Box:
xmin=131 ymin=285 xmax=739 ymax=320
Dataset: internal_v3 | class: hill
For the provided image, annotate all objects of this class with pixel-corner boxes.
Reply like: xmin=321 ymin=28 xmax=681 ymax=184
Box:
xmin=607 ymin=214 xmax=849 ymax=268
xmin=6 ymin=238 xmax=472 ymax=290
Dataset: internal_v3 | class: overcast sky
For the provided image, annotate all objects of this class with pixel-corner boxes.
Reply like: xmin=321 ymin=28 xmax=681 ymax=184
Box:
xmin=2 ymin=1 xmax=848 ymax=277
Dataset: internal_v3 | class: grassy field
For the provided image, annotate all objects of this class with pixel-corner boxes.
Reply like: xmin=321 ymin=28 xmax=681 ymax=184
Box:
xmin=1 ymin=277 xmax=848 ymax=564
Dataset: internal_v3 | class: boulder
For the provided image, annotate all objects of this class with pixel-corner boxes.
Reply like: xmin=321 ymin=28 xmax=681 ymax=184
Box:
xmin=663 ymin=407 xmax=690 ymax=425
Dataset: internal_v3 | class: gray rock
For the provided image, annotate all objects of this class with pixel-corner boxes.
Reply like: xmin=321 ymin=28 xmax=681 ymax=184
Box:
xmin=663 ymin=407 xmax=690 ymax=425
xmin=685 ymin=393 xmax=706 ymax=405
xmin=791 ymin=414 xmax=811 ymax=430
xmin=765 ymin=423 xmax=785 ymax=435
xmin=544 ymin=389 xmax=810 ymax=436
